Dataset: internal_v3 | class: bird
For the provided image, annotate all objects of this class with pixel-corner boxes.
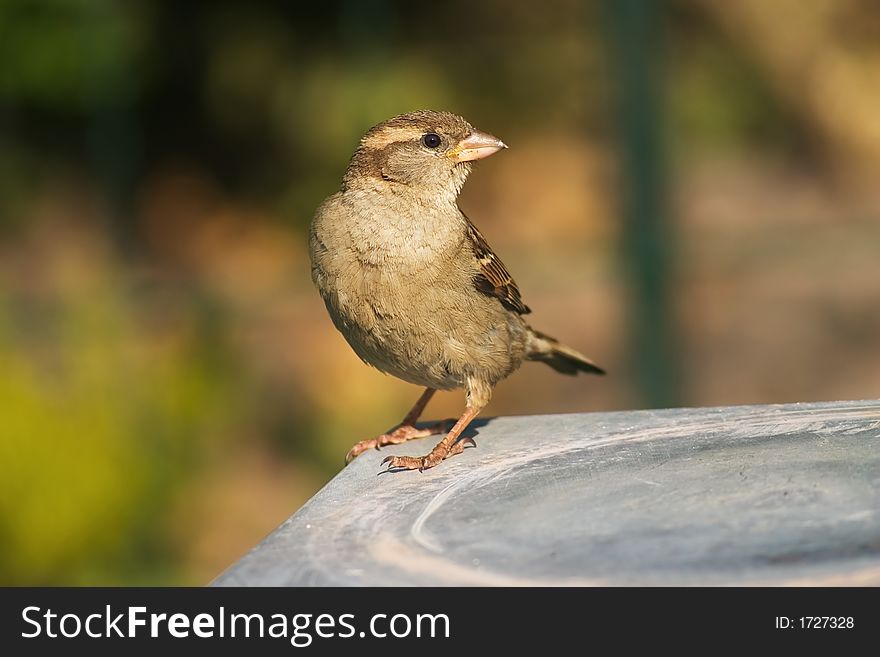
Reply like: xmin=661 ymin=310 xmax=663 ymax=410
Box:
xmin=309 ymin=110 xmax=604 ymax=472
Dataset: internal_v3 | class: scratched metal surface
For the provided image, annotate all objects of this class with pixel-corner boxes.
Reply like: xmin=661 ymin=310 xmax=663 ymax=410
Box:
xmin=213 ymin=400 xmax=880 ymax=586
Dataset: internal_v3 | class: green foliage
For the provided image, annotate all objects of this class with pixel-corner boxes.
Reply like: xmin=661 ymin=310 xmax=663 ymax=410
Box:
xmin=668 ymin=37 xmax=788 ymax=152
xmin=0 ymin=263 xmax=241 ymax=584
xmin=0 ymin=0 xmax=146 ymax=108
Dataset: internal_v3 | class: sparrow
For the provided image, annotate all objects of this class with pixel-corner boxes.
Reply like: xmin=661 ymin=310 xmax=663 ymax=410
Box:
xmin=309 ymin=110 xmax=604 ymax=471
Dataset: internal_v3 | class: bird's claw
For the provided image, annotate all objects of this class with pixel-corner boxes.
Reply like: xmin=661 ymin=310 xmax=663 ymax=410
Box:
xmin=453 ymin=436 xmax=476 ymax=453
xmin=379 ymin=436 xmax=476 ymax=473
xmin=345 ymin=422 xmax=448 ymax=465
xmin=381 ymin=454 xmax=426 ymax=472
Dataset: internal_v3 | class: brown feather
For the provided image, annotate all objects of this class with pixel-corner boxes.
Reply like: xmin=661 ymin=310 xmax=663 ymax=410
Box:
xmin=464 ymin=214 xmax=531 ymax=315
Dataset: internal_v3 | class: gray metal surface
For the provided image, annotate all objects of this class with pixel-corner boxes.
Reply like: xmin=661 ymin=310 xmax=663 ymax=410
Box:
xmin=213 ymin=400 xmax=880 ymax=586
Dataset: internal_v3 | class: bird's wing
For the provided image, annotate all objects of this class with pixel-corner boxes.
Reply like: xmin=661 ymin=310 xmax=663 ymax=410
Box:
xmin=463 ymin=212 xmax=531 ymax=315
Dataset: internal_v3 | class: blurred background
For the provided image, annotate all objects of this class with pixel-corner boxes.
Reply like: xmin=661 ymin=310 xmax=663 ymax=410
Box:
xmin=1 ymin=0 xmax=878 ymax=585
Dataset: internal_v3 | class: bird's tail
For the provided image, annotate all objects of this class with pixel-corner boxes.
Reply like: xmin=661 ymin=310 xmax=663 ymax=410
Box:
xmin=526 ymin=328 xmax=605 ymax=376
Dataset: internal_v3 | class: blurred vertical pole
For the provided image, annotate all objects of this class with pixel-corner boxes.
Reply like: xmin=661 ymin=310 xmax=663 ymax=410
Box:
xmin=604 ymin=0 xmax=681 ymax=408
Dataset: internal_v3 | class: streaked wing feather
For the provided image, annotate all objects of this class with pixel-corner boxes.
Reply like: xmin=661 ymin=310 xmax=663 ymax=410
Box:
xmin=464 ymin=214 xmax=531 ymax=315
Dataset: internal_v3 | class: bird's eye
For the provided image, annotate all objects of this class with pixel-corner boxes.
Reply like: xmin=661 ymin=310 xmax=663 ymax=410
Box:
xmin=421 ymin=132 xmax=442 ymax=149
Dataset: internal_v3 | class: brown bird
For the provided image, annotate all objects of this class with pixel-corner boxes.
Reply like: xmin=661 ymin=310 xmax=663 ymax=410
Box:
xmin=309 ymin=110 xmax=604 ymax=471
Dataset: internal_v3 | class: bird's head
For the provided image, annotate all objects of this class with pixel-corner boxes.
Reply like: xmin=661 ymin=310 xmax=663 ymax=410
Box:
xmin=343 ymin=110 xmax=507 ymax=200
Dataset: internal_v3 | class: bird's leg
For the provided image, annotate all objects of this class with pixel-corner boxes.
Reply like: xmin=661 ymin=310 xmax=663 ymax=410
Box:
xmin=345 ymin=388 xmax=447 ymax=463
xmin=382 ymin=404 xmax=482 ymax=472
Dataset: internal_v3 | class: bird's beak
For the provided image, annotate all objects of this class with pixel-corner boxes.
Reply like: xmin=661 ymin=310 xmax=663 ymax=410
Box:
xmin=446 ymin=130 xmax=508 ymax=163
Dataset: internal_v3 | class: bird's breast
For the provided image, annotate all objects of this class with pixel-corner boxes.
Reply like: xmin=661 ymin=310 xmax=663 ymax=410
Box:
xmin=310 ymin=192 xmax=527 ymax=389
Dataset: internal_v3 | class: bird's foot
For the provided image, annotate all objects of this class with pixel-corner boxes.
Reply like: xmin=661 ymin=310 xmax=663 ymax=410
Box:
xmin=381 ymin=436 xmax=476 ymax=472
xmin=345 ymin=421 xmax=449 ymax=464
